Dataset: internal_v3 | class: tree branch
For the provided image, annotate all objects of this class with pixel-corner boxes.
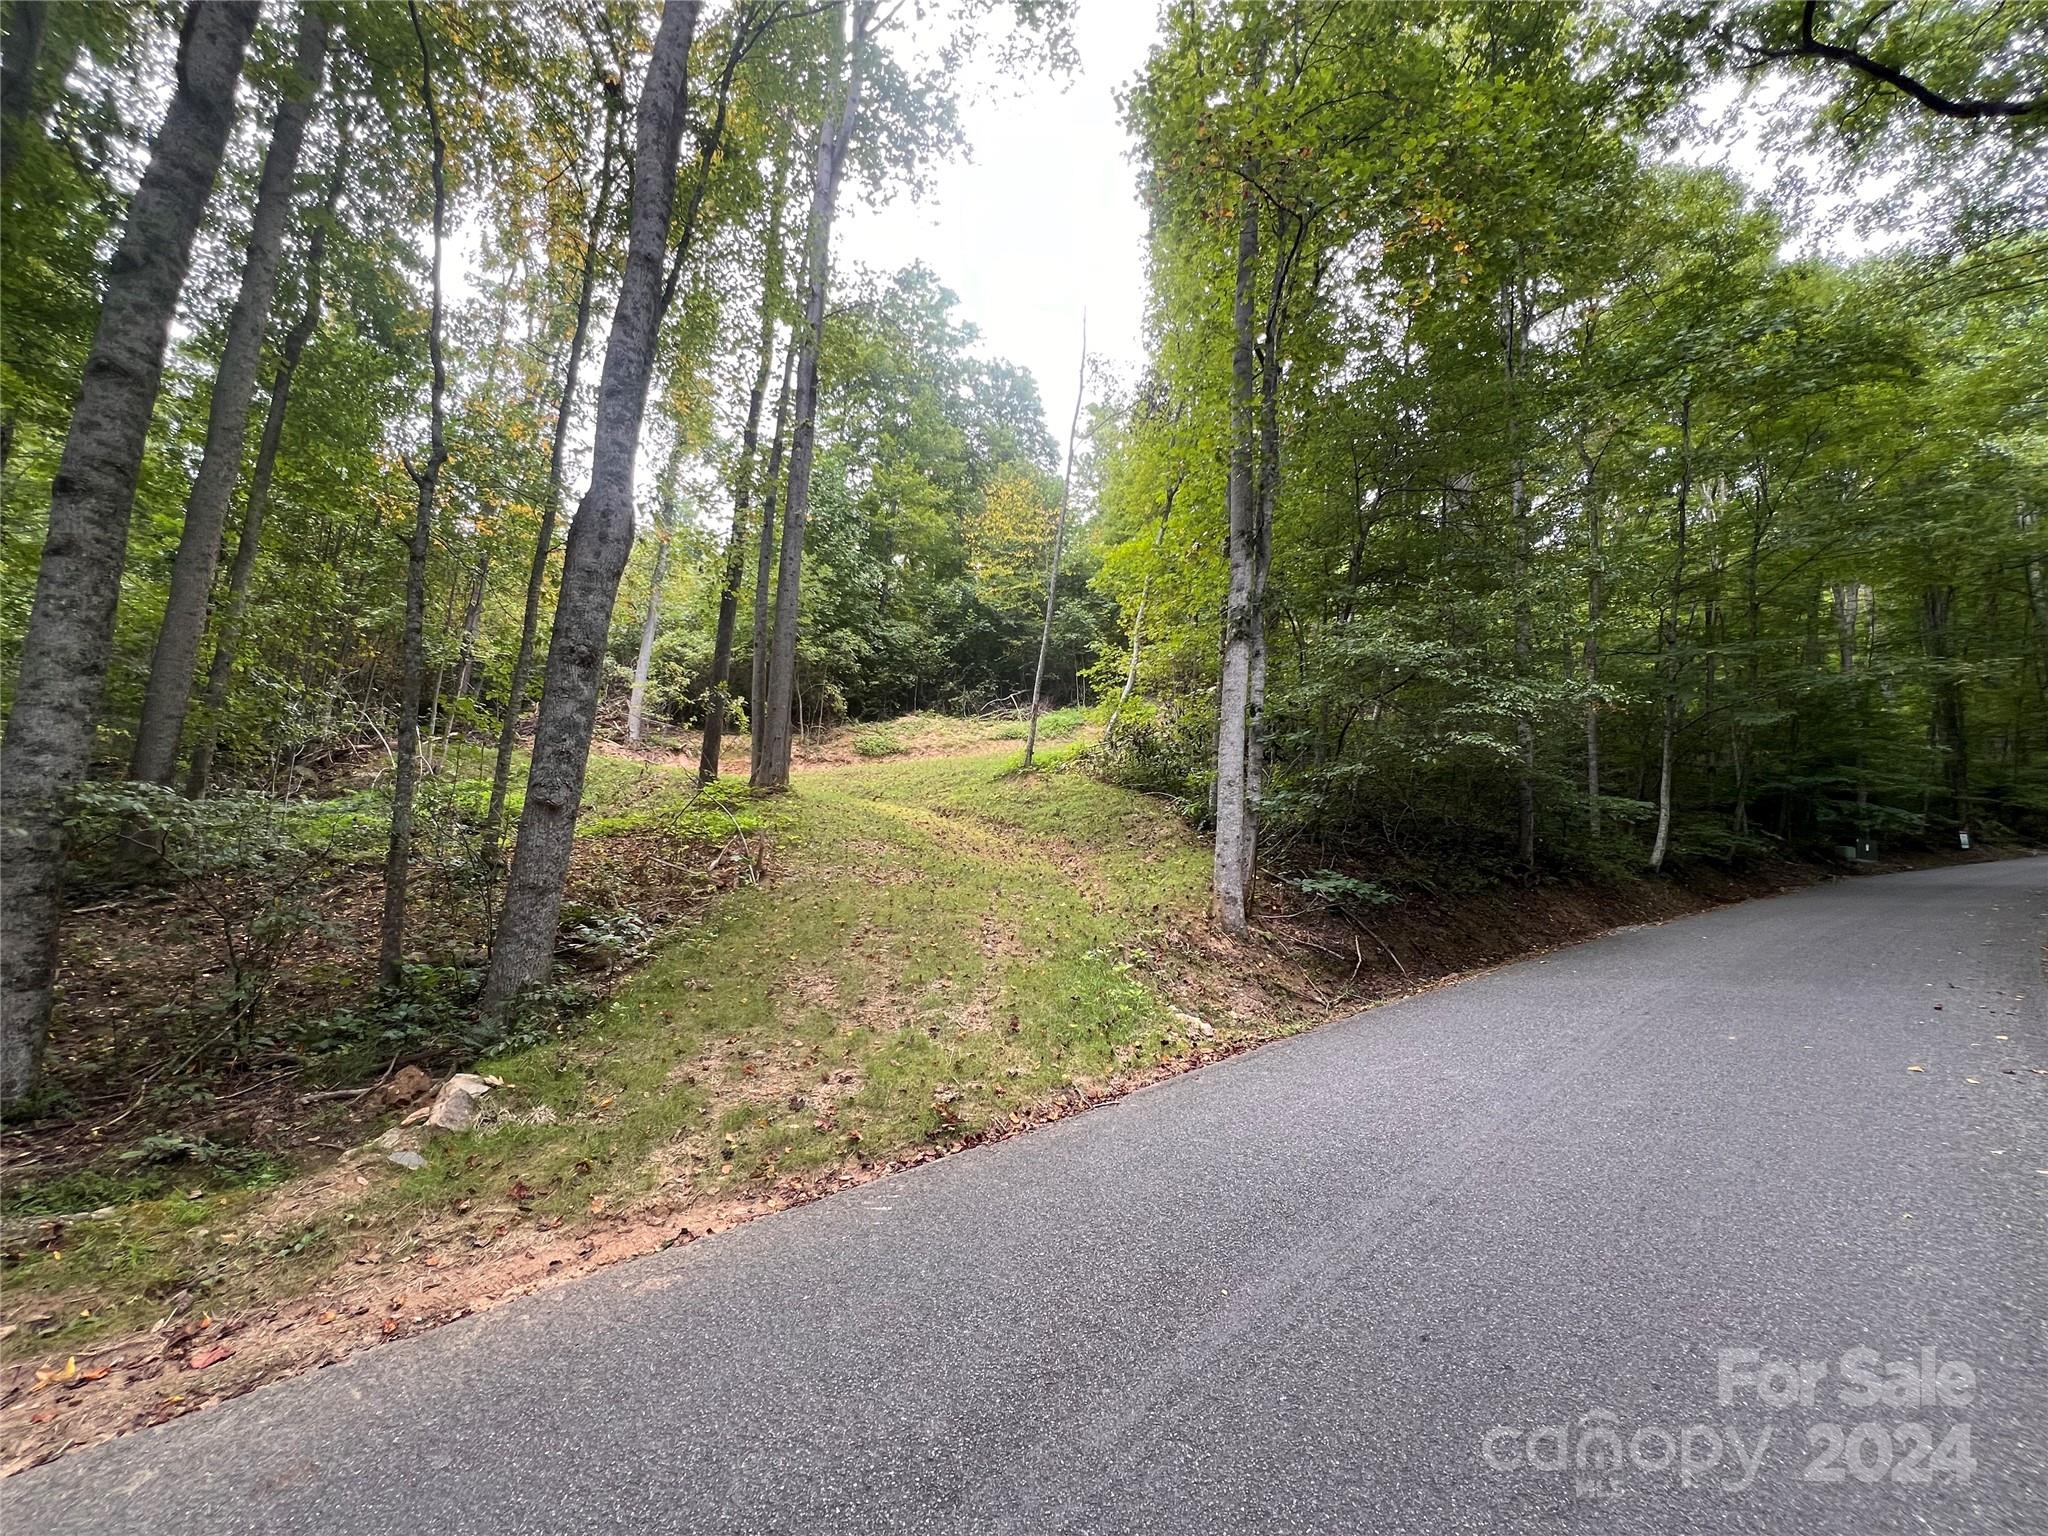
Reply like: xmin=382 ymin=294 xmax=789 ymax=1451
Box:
xmin=1752 ymin=1 xmax=2042 ymax=121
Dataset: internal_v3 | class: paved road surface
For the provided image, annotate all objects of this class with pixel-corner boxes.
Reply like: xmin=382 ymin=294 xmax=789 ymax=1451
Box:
xmin=8 ymin=858 xmax=2046 ymax=1534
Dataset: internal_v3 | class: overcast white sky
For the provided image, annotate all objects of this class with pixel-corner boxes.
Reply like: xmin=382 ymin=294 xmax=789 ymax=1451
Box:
xmin=837 ymin=1 xmax=1159 ymax=432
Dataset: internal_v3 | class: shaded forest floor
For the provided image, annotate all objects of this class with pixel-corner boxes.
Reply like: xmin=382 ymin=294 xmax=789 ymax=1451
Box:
xmin=0 ymin=710 xmax=2013 ymax=1470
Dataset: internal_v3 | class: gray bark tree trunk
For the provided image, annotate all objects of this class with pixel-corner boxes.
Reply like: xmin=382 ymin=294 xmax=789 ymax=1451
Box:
xmin=131 ymin=6 xmax=327 ymax=784
xmin=627 ymin=487 xmax=673 ymax=745
xmin=1583 ymin=470 xmax=1603 ymax=837
xmin=1024 ymin=316 xmax=1087 ymax=766
xmin=0 ymin=0 xmax=260 ymax=1103
xmin=1506 ymin=288 xmax=1536 ymax=871
xmin=0 ymin=0 xmax=51 ymax=181
xmin=481 ymin=73 xmax=626 ymax=869
xmin=750 ymin=345 xmax=795 ymax=779
xmin=702 ymin=169 xmax=786 ymax=781
xmin=755 ymin=3 xmax=874 ymax=792
xmin=1649 ymin=395 xmax=1693 ymax=874
xmin=378 ymin=0 xmax=450 ymax=991
xmin=185 ymin=147 xmax=343 ymax=799
xmin=1212 ymin=186 xmax=1259 ymax=936
xmin=482 ymin=1 xmax=700 ymax=1015
xmin=1832 ymin=583 xmax=1860 ymax=674
xmin=1243 ymin=216 xmax=1301 ymax=899
xmin=1107 ymin=502 xmax=1171 ymax=740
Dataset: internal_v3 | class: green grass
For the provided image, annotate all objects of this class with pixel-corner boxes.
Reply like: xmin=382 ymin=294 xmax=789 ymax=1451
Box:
xmin=852 ymin=728 xmax=907 ymax=758
xmin=991 ymin=704 xmax=1089 ymax=742
xmin=395 ymin=741 xmax=1212 ymax=1218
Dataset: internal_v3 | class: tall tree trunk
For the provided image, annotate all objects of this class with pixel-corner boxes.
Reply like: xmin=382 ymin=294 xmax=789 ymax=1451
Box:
xmin=756 ymin=3 xmax=874 ymax=792
xmin=1583 ymin=471 xmax=1603 ymax=836
xmin=702 ymin=166 xmax=786 ymax=781
xmin=1649 ymin=394 xmax=1693 ymax=874
xmin=450 ymin=553 xmax=488 ymax=706
xmin=1024 ymin=316 xmax=1087 ymax=766
xmin=1923 ymin=584 xmax=1969 ymax=833
xmin=0 ymin=0 xmax=50 ymax=180
xmin=750 ymin=344 xmax=795 ymax=778
xmin=0 ymin=1 xmax=259 ymax=1103
xmin=1512 ymin=455 xmax=1536 ymax=868
xmin=481 ymin=73 xmax=626 ymax=869
xmin=185 ymin=148 xmax=344 ymax=799
xmin=378 ymin=0 xmax=450 ymax=991
xmin=1243 ymin=241 xmax=1291 ymax=900
xmin=131 ymin=7 xmax=328 ymax=784
xmin=1501 ymin=276 xmax=1536 ymax=869
xmin=483 ymin=2 xmax=700 ymax=1015
xmin=1109 ymin=485 xmax=1175 ymax=740
xmin=1833 ymin=583 xmax=1860 ymax=674
xmin=627 ymin=484 xmax=674 ymax=746
xmin=433 ymin=548 xmax=488 ymax=773
xmin=1212 ymin=185 xmax=1259 ymax=937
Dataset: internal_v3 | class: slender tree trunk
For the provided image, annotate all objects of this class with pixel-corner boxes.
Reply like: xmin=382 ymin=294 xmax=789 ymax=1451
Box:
xmin=0 ymin=1 xmax=259 ymax=1103
xmin=1109 ymin=492 xmax=1174 ymax=739
xmin=756 ymin=4 xmax=874 ymax=792
xmin=185 ymin=150 xmax=343 ymax=799
xmin=450 ymin=553 xmax=488 ymax=705
xmin=481 ymin=74 xmax=626 ymax=868
xmin=131 ymin=8 xmax=327 ymax=784
xmin=1649 ymin=395 xmax=1693 ymax=874
xmin=1024 ymin=316 xmax=1087 ymax=766
xmin=1212 ymin=185 xmax=1259 ymax=936
xmin=702 ymin=169 xmax=786 ymax=781
xmin=483 ymin=2 xmax=700 ymax=1015
xmin=1728 ymin=500 xmax=1763 ymax=837
xmin=378 ymin=0 xmax=450 ymax=991
xmin=1500 ymin=277 xmax=1535 ymax=869
xmin=431 ymin=550 xmax=487 ymax=774
xmin=750 ymin=344 xmax=795 ymax=778
xmin=1833 ymin=583 xmax=1860 ymax=674
xmin=1923 ymin=584 xmax=1969 ymax=833
xmin=1513 ymin=455 xmax=1536 ymax=868
xmin=1583 ymin=471 xmax=1603 ymax=836
xmin=627 ymin=487 xmax=674 ymax=746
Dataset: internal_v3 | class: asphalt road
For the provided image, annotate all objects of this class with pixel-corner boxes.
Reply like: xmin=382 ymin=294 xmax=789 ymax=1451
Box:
xmin=8 ymin=858 xmax=2046 ymax=1534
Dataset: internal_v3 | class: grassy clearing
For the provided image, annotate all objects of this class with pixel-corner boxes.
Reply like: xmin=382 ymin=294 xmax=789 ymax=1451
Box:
xmin=387 ymin=735 xmax=1215 ymax=1220
xmin=2 ymin=717 xmax=1246 ymax=1357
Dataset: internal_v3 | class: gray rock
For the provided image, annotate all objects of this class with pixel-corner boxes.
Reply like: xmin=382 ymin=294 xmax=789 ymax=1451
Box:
xmin=386 ymin=1150 xmax=426 ymax=1171
xmin=424 ymin=1072 xmax=496 ymax=1137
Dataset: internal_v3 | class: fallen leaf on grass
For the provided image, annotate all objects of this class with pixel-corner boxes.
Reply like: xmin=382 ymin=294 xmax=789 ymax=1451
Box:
xmin=30 ymin=1410 xmax=58 ymax=1425
xmin=381 ymin=1318 xmax=399 ymax=1337
xmin=186 ymin=1345 xmax=234 ymax=1371
xmin=318 ymin=1310 xmax=338 ymax=1325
